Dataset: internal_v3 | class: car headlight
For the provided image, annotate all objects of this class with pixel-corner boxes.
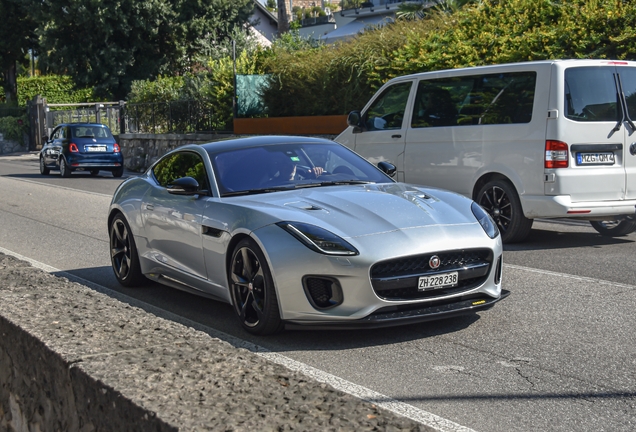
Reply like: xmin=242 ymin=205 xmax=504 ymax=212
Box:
xmin=471 ymin=202 xmax=500 ymax=239
xmin=277 ymin=222 xmax=359 ymax=256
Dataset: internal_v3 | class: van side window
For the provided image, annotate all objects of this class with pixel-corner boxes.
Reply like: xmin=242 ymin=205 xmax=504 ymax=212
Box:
xmin=565 ymin=67 xmax=619 ymax=122
xmin=412 ymin=72 xmax=536 ymax=128
xmin=364 ymin=82 xmax=413 ymax=131
xmin=617 ymin=67 xmax=636 ymax=120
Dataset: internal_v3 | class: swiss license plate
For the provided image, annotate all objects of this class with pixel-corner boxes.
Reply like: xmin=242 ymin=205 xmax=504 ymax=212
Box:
xmin=418 ymin=272 xmax=458 ymax=291
xmin=86 ymin=146 xmax=107 ymax=152
xmin=576 ymin=152 xmax=615 ymax=165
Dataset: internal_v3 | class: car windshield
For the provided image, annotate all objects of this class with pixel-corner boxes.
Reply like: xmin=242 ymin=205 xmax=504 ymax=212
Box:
xmin=209 ymin=142 xmax=394 ymax=197
xmin=71 ymin=126 xmax=113 ymax=139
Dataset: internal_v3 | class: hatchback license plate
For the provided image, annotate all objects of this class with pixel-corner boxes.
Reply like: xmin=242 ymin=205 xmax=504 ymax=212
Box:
xmin=86 ymin=146 xmax=107 ymax=152
xmin=576 ymin=152 xmax=615 ymax=165
xmin=418 ymin=272 xmax=458 ymax=291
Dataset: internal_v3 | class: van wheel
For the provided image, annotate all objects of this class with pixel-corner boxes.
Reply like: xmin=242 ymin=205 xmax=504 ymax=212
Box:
xmin=590 ymin=219 xmax=636 ymax=237
xmin=477 ymin=179 xmax=533 ymax=243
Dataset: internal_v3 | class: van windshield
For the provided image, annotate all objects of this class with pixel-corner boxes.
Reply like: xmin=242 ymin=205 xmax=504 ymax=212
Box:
xmin=564 ymin=67 xmax=620 ymax=122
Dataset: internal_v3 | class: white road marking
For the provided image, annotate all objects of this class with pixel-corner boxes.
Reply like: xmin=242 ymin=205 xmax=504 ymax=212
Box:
xmin=505 ymin=263 xmax=636 ymax=290
xmin=0 ymin=246 xmax=475 ymax=432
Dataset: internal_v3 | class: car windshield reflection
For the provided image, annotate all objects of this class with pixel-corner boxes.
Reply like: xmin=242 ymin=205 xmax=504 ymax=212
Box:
xmin=208 ymin=142 xmax=393 ymax=197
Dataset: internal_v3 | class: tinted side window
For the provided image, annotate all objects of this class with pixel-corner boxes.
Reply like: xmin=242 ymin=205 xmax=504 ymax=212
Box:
xmin=412 ymin=71 xmax=536 ymax=128
xmin=565 ymin=67 xmax=619 ymax=122
xmin=153 ymin=152 xmax=208 ymax=191
xmin=618 ymin=67 xmax=636 ymax=120
xmin=364 ymin=82 xmax=413 ymax=130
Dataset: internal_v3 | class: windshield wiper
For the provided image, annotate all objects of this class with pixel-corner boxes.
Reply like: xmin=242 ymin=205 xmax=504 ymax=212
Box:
xmin=222 ymin=186 xmax=294 ymax=197
xmin=293 ymin=180 xmax=374 ymax=189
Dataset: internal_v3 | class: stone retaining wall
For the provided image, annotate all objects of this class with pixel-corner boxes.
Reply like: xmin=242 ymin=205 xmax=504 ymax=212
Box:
xmin=0 ymin=134 xmax=27 ymax=155
xmin=0 ymin=253 xmax=430 ymax=432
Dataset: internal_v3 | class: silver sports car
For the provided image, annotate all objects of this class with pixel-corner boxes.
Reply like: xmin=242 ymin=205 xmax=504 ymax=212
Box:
xmin=108 ymin=136 xmax=507 ymax=335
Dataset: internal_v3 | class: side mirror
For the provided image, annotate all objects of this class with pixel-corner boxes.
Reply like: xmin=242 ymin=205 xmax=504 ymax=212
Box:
xmin=347 ymin=111 xmax=365 ymax=133
xmin=168 ymin=176 xmax=200 ymax=195
xmin=377 ymin=161 xmax=396 ymax=178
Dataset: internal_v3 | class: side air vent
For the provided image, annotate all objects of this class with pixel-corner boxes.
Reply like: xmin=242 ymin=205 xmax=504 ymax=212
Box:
xmin=303 ymin=276 xmax=343 ymax=310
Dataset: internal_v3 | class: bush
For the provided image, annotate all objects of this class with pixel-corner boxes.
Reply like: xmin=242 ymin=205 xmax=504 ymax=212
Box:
xmin=0 ymin=115 xmax=29 ymax=145
xmin=17 ymin=75 xmax=97 ymax=105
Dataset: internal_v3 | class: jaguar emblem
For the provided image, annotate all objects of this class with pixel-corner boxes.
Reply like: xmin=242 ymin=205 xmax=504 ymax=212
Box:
xmin=429 ymin=255 xmax=441 ymax=269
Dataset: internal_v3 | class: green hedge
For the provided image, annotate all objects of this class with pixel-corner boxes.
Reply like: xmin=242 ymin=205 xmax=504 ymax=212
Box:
xmin=17 ymin=75 xmax=97 ymax=105
xmin=0 ymin=115 xmax=29 ymax=145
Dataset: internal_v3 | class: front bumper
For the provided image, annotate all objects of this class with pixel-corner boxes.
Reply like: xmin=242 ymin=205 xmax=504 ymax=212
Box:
xmin=285 ymin=290 xmax=510 ymax=330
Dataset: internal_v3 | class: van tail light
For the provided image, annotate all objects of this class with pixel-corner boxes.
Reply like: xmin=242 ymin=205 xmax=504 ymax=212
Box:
xmin=113 ymin=143 xmax=120 ymax=153
xmin=545 ymin=140 xmax=569 ymax=168
xmin=69 ymin=143 xmax=79 ymax=153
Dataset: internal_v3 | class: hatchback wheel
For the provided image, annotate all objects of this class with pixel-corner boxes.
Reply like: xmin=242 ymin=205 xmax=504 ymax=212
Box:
xmin=59 ymin=158 xmax=71 ymax=178
xmin=40 ymin=157 xmax=50 ymax=175
xmin=229 ymin=238 xmax=283 ymax=335
xmin=110 ymin=214 xmax=146 ymax=287
xmin=477 ymin=179 xmax=533 ymax=243
xmin=112 ymin=167 xmax=124 ymax=178
xmin=590 ymin=219 xmax=636 ymax=237
xmin=90 ymin=169 xmax=99 ymax=176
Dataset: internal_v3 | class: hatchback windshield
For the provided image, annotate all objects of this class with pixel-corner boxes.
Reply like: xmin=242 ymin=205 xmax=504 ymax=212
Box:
xmin=209 ymin=142 xmax=393 ymax=196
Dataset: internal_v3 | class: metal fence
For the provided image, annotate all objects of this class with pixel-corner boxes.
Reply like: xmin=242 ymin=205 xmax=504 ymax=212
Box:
xmin=46 ymin=103 xmax=122 ymax=134
xmin=124 ymin=100 xmax=230 ymax=134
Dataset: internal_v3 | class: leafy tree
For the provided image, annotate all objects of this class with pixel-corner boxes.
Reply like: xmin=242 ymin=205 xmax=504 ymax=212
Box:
xmin=0 ymin=0 xmax=37 ymax=104
xmin=32 ymin=0 xmax=253 ymax=100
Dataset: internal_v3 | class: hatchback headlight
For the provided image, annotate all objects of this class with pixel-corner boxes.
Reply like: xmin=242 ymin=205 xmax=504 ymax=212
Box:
xmin=471 ymin=202 xmax=500 ymax=239
xmin=277 ymin=222 xmax=359 ymax=256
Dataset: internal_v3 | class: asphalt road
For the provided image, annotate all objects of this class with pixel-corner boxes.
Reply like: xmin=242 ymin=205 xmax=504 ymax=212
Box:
xmin=1 ymin=153 xmax=635 ymax=432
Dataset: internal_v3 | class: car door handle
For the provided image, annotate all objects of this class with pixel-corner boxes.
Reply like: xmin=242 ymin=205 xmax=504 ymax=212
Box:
xmin=392 ymin=134 xmax=402 ymax=139
xmin=145 ymin=204 xmax=154 ymax=211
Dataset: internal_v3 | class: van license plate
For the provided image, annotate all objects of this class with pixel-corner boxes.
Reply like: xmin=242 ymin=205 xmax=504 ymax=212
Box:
xmin=418 ymin=272 xmax=458 ymax=291
xmin=576 ymin=152 xmax=615 ymax=165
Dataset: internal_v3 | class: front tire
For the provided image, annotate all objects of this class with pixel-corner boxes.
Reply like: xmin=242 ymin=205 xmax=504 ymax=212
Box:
xmin=590 ymin=219 xmax=636 ymax=237
xmin=110 ymin=213 xmax=146 ymax=287
xmin=477 ymin=179 xmax=533 ymax=243
xmin=59 ymin=157 xmax=71 ymax=178
xmin=229 ymin=238 xmax=283 ymax=335
xmin=40 ymin=157 xmax=50 ymax=175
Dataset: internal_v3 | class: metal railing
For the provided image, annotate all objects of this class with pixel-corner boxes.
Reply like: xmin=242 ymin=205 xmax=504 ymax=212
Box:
xmin=123 ymin=100 xmax=230 ymax=134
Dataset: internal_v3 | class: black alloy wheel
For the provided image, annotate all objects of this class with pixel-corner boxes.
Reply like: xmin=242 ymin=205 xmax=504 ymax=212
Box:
xmin=590 ymin=219 xmax=636 ymax=237
xmin=110 ymin=214 xmax=146 ymax=287
xmin=40 ymin=157 xmax=50 ymax=175
xmin=59 ymin=157 xmax=71 ymax=178
xmin=477 ymin=179 xmax=533 ymax=243
xmin=229 ymin=238 xmax=283 ymax=335
xmin=90 ymin=169 xmax=99 ymax=176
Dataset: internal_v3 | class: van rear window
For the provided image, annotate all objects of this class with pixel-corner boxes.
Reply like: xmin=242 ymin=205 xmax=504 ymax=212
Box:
xmin=617 ymin=67 xmax=636 ymax=120
xmin=411 ymin=71 xmax=536 ymax=128
xmin=565 ymin=67 xmax=620 ymax=122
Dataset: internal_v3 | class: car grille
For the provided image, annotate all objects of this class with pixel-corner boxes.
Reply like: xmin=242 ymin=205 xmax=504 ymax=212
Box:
xmin=370 ymin=249 xmax=493 ymax=300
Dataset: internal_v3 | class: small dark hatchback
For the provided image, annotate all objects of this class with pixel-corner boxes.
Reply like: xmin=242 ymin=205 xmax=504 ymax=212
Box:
xmin=40 ymin=123 xmax=124 ymax=177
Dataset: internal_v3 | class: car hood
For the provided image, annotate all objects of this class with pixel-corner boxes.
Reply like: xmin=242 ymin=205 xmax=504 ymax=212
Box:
xmin=228 ymin=183 xmax=480 ymax=238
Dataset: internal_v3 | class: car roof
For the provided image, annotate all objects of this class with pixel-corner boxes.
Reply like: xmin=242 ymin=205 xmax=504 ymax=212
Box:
xmin=198 ymin=135 xmax=336 ymax=153
xmin=57 ymin=123 xmax=111 ymax=128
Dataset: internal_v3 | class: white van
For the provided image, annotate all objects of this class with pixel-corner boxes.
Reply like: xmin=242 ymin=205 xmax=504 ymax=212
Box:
xmin=335 ymin=59 xmax=636 ymax=242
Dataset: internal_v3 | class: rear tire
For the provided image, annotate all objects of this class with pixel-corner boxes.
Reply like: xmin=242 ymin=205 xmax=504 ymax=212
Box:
xmin=229 ymin=238 xmax=283 ymax=335
xmin=112 ymin=167 xmax=124 ymax=178
xmin=110 ymin=213 xmax=146 ymax=287
xmin=40 ymin=157 xmax=50 ymax=175
xmin=59 ymin=157 xmax=71 ymax=178
xmin=590 ymin=219 xmax=636 ymax=237
xmin=477 ymin=179 xmax=533 ymax=243
xmin=90 ymin=169 xmax=99 ymax=176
